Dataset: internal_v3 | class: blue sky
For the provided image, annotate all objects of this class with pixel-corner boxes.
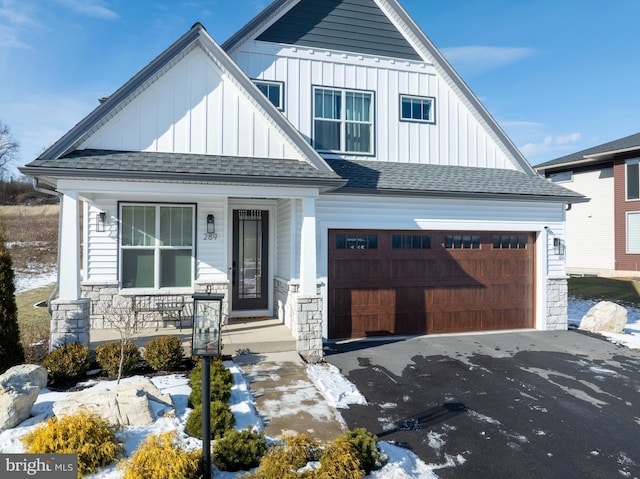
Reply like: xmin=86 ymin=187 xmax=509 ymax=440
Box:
xmin=1 ymin=0 xmax=639 ymax=175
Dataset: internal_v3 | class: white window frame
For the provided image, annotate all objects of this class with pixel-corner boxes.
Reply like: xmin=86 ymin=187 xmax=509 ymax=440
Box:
xmin=312 ymin=86 xmax=374 ymax=155
xmin=253 ymin=79 xmax=284 ymax=111
xmin=549 ymin=171 xmax=573 ymax=183
xmin=400 ymin=94 xmax=435 ymax=123
xmin=625 ymin=158 xmax=640 ymax=201
xmin=119 ymin=203 xmax=195 ymax=289
xmin=626 ymin=211 xmax=640 ymax=254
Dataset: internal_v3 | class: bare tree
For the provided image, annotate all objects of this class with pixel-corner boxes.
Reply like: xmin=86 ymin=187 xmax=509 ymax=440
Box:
xmin=0 ymin=121 xmax=19 ymax=178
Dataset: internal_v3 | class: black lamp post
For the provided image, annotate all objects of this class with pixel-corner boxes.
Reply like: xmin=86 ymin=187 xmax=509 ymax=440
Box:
xmin=191 ymin=291 xmax=224 ymax=479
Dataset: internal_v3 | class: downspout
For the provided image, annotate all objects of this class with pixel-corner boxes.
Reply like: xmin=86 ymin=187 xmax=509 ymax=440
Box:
xmin=31 ymin=179 xmax=63 ymax=315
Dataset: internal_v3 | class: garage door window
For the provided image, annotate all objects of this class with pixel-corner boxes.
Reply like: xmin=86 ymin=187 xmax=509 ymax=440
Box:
xmin=392 ymin=234 xmax=431 ymax=249
xmin=445 ymin=235 xmax=480 ymax=249
xmin=493 ymin=235 xmax=528 ymax=249
xmin=336 ymin=233 xmax=378 ymax=250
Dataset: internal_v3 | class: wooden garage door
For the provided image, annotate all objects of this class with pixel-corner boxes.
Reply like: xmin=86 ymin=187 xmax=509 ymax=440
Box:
xmin=328 ymin=230 xmax=535 ymax=339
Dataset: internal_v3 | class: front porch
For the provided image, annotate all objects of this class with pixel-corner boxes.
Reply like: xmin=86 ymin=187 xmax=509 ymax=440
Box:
xmin=90 ymin=317 xmax=297 ymax=357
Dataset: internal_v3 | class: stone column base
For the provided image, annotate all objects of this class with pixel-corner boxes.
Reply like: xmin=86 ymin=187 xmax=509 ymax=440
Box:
xmin=50 ymin=298 xmax=90 ymax=350
xmin=292 ymin=295 xmax=323 ymax=359
xmin=547 ymin=277 xmax=568 ymax=331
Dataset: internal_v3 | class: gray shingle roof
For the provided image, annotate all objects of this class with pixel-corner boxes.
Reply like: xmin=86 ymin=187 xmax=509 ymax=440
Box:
xmin=535 ymin=132 xmax=640 ymax=170
xmin=326 ymin=158 xmax=585 ymax=201
xmin=21 ymin=150 xmax=344 ymax=187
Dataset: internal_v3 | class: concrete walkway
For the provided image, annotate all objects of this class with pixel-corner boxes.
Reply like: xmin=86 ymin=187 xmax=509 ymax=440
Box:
xmin=89 ymin=318 xmax=346 ymax=441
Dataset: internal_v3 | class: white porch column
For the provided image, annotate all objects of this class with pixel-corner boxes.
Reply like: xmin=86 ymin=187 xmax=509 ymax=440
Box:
xmin=299 ymin=196 xmax=317 ymax=295
xmin=58 ymin=190 xmax=81 ymax=299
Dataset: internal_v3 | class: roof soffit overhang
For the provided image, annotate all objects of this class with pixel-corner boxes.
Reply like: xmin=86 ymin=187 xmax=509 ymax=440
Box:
xmin=223 ymin=0 xmax=534 ymax=176
xmin=34 ymin=23 xmax=335 ymax=177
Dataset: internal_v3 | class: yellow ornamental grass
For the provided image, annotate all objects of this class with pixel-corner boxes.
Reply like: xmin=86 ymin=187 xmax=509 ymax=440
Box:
xmin=120 ymin=432 xmax=202 ymax=479
xmin=22 ymin=410 xmax=124 ymax=477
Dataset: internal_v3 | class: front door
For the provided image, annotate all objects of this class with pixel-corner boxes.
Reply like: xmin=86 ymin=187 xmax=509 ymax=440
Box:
xmin=232 ymin=209 xmax=269 ymax=310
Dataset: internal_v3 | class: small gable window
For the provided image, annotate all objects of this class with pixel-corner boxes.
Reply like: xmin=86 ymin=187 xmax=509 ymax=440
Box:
xmin=400 ymin=94 xmax=435 ymax=123
xmin=254 ymin=80 xmax=284 ymax=110
xmin=626 ymin=158 xmax=640 ymax=200
xmin=313 ymin=87 xmax=374 ymax=154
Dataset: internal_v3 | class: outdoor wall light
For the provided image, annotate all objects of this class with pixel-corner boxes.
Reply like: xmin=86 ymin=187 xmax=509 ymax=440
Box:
xmin=553 ymin=237 xmax=565 ymax=256
xmin=207 ymin=214 xmax=215 ymax=234
xmin=96 ymin=212 xmax=106 ymax=232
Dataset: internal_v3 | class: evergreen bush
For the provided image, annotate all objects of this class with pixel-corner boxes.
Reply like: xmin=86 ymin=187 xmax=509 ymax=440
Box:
xmin=23 ymin=410 xmax=124 ymax=476
xmin=120 ymin=432 xmax=201 ymax=479
xmin=0 ymin=223 xmax=24 ymax=373
xmin=42 ymin=342 xmax=90 ymax=383
xmin=339 ymin=428 xmax=385 ymax=473
xmin=143 ymin=335 xmax=184 ymax=371
xmin=95 ymin=340 xmax=140 ymax=377
xmin=184 ymin=400 xmax=235 ymax=440
xmin=213 ymin=428 xmax=267 ymax=472
xmin=188 ymin=358 xmax=232 ymax=406
xmin=244 ymin=433 xmax=320 ymax=479
xmin=316 ymin=438 xmax=364 ymax=479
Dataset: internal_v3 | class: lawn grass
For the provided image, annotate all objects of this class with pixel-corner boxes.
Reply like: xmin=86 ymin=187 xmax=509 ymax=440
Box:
xmin=568 ymin=276 xmax=640 ymax=307
xmin=16 ymin=283 xmax=56 ymax=327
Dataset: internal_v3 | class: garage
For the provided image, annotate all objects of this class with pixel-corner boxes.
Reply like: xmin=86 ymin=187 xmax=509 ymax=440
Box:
xmin=328 ymin=230 xmax=535 ymax=339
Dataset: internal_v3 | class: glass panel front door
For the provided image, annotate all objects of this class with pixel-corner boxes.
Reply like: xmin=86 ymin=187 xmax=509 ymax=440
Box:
xmin=232 ymin=210 xmax=269 ymax=310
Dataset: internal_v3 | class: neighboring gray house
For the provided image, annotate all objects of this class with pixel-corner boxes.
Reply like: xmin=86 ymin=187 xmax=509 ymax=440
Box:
xmin=536 ymin=132 xmax=640 ymax=277
xmin=20 ymin=0 xmax=584 ymax=357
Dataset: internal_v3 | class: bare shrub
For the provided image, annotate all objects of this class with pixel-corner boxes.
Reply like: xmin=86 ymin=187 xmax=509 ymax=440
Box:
xmin=20 ymin=321 xmax=50 ymax=364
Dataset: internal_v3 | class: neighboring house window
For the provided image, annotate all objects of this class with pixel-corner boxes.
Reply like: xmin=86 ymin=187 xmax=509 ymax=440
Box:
xmin=254 ymin=80 xmax=284 ymax=110
xmin=627 ymin=212 xmax=640 ymax=254
xmin=549 ymin=171 xmax=573 ymax=183
xmin=313 ymin=87 xmax=373 ymax=154
xmin=444 ymin=235 xmax=480 ymax=249
xmin=120 ymin=204 xmax=194 ymax=289
xmin=626 ymin=158 xmax=640 ymax=200
xmin=400 ymin=94 xmax=435 ymax=123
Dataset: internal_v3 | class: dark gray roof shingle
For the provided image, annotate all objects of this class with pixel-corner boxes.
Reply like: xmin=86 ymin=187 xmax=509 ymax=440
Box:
xmin=326 ymin=158 xmax=585 ymax=201
xmin=536 ymin=132 xmax=640 ymax=170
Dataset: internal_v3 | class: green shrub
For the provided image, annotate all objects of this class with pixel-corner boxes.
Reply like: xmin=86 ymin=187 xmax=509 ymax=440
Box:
xmin=120 ymin=432 xmax=201 ymax=479
xmin=95 ymin=340 xmax=140 ymax=377
xmin=144 ymin=335 xmax=184 ymax=371
xmin=42 ymin=342 xmax=90 ymax=383
xmin=184 ymin=400 xmax=235 ymax=440
xmin=188 ymin=359 xmax=232 ymax=406
xmin=0 ymin=225 xmax=25 ymax=373
xmin=23 ymin=410 xmax=123 ymax=476
xmin=339 ymin=428 xmax=385 ymax=473
xmin=244 ymin=434 xmax=320 ymax=479
xmin=213 ymin=428 xmax=267 ymax=472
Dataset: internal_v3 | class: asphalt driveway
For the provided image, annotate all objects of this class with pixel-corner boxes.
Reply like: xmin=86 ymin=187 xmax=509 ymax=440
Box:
xmin=325 ymin=330 xmax=640 ymax=478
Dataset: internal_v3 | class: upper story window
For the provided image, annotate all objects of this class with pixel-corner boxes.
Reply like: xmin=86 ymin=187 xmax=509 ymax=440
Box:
xmin=313 ymin=87 xmax=373 ymax=154
xmin=254 ymin=80 xmax=284 ymax=110
xmin=120 ymin=204 xmax=194 ymax=289
xmin=626 ymin=158 xmax=640 ymax=200
xmin=549 ymin=171 xmax=573 ymax=183
xmin=400 ymin=94 xmax=435 ymax=123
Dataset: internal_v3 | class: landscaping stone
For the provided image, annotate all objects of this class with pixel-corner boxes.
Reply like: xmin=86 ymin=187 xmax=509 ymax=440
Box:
xmin=579 ymin=301 xmax=628 ymax=334
xmin=0 ymin=364 xmax=48 ymax=432
xmin=53 ymin=378 xmax=174 ymax=426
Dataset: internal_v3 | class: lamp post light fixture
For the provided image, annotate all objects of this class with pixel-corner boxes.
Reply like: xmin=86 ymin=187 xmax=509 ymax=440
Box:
xmin=191 ymin=291 xmax=224 ymax=479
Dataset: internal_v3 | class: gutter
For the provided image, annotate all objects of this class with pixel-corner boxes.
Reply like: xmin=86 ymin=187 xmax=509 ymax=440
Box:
xmin=31 ymin=179 xmax=62 ymax=316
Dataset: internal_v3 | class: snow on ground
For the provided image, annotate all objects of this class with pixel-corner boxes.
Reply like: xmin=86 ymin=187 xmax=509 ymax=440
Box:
xmin=568 ymin=297 xmax=640 ymax=350
xmin=14 ymin=271 xmax=57 ymax=294
xmin=0 ymin=361 xmax=439 ymax=478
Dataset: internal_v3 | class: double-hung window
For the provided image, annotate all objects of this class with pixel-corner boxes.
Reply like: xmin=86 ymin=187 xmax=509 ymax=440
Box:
xmin=313 ymin=87 xmax=373 ymax=154
xmin=626 ymin=158 xmax=640 ymax=200
xmin=120 ymin=204 xmax=194 ymax=289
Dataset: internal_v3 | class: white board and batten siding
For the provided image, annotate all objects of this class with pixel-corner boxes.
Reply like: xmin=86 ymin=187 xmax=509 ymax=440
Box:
xmin=231 ymin=42 xmax=517 ymax=170
xmin=78 ymin=47 xmax=299 ymax=161
xmin=561 ymin=168 xmax=615 ymax=274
